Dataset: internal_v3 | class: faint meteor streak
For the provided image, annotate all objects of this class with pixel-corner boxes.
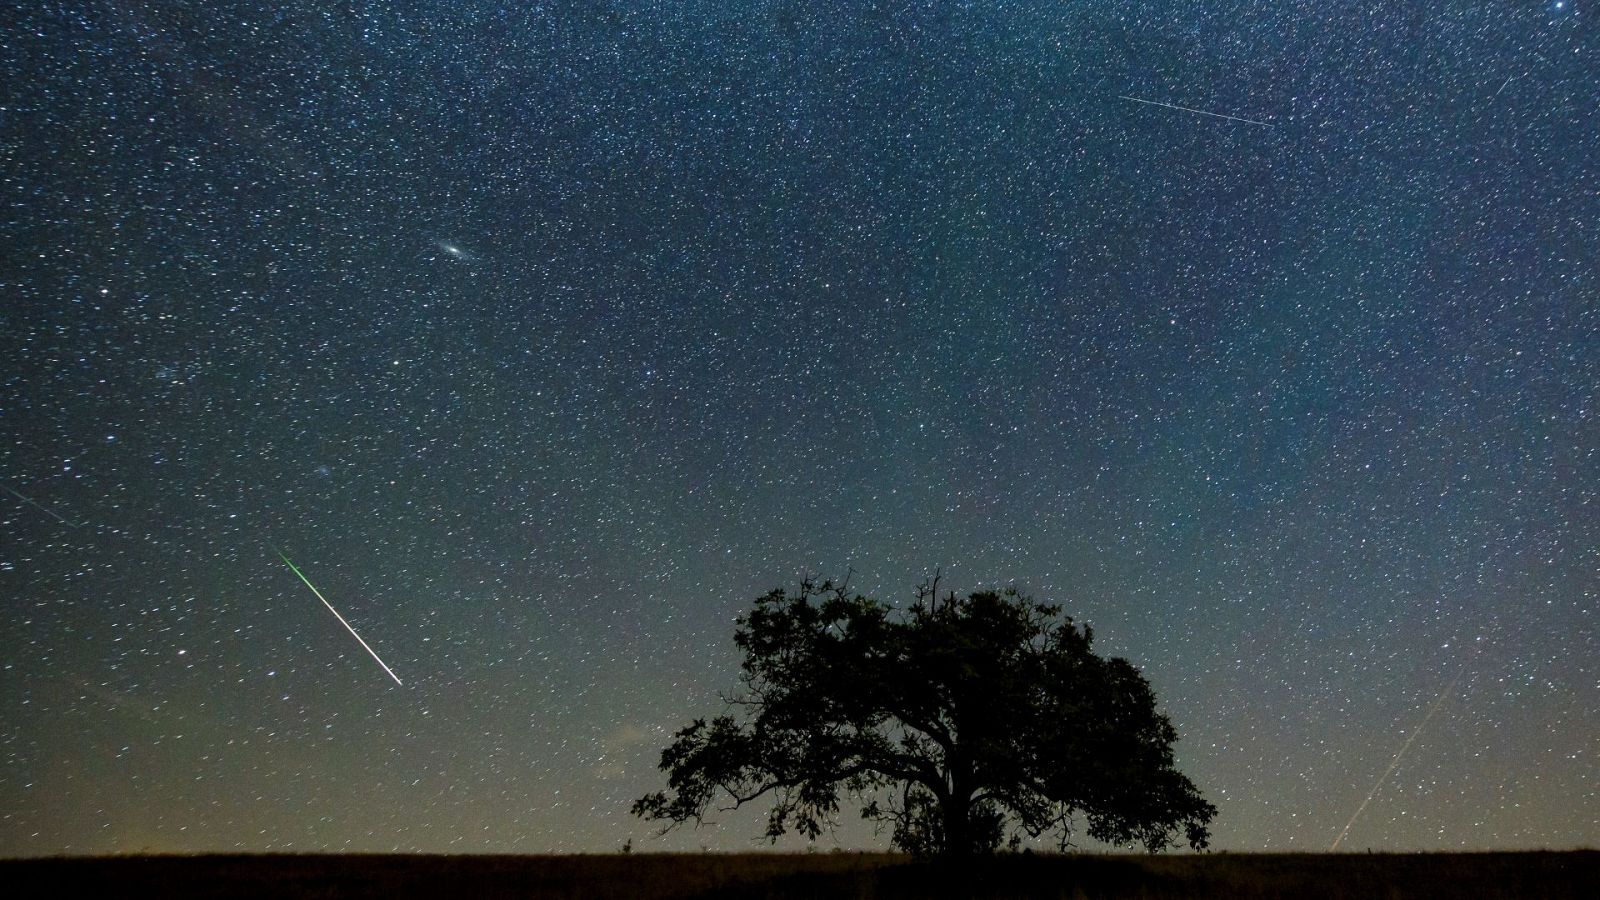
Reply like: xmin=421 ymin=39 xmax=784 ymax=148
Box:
xmin=2 ymin=483 xmax=77 ymax=526
xmin=276 ymin=549 xmax=404 ymax=686
xmin=1118 ymin=94 xmax=1271 ymax=127
xmin=1330 ymin=649 xmax=1477 ymax=850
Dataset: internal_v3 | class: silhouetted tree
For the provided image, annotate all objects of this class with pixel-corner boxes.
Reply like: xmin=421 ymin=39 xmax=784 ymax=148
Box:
xmin=633 ymin=575 xmax=1216 ymax=857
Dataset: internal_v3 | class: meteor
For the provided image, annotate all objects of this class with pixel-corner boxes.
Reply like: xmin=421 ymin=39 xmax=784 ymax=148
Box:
xmin=2 ymin=483 xmax=77 ymax=526
xmin=1118 ymin=94 xmax=1271 ymax=127
xmin=1329 ymin=646 xmax=1477 ymax=850
xmin=276 ymin=549 xmax=403 ymax=686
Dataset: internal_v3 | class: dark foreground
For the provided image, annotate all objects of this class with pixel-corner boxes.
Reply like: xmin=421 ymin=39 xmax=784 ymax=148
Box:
xmin=3 ymin=851 xmax=1595 ymax=899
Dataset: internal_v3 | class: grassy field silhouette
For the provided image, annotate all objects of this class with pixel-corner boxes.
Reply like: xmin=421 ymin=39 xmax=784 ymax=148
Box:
xmin=2 ymin=851 xmax=1594 ymax=899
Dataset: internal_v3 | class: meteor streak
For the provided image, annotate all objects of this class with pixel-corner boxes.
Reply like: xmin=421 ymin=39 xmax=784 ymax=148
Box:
xmin=1118 ymin=94 xmax=1271 ymax=127
xmin=1329 ymin=648 xmax=1476 ymax=850
xmin=277 ymin=549 xmax=403 ymax=686
xmin=3 ymin=483 xmax=77 ymax=526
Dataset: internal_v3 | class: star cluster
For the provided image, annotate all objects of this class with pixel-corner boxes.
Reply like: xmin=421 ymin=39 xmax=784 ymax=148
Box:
xmin=1 ymin=1 xmax=1594 ymax=855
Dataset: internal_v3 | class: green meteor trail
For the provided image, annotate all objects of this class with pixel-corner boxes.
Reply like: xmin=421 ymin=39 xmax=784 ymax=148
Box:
xmin=277 ymin=549 xmax=403 ymax=686
xmin=3 ymin=483 xmax=77 ymax=526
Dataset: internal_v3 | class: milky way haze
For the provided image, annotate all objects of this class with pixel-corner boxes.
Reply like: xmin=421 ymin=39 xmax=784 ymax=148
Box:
xmin=2 ymin=1 xmax=1594 ymax=855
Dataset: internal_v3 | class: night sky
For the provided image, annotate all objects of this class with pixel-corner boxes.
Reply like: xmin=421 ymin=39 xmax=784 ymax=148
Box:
xmin=2 ymin=1 xmax=1595 ymax=856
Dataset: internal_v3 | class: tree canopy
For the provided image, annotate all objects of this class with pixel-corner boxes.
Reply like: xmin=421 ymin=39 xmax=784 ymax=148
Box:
xmin=633 ymin=576 xmax=1216 ymax=856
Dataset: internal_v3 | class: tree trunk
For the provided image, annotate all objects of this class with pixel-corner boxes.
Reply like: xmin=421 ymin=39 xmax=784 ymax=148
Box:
xmin=941 ymin=795 xmax=973 ymax=857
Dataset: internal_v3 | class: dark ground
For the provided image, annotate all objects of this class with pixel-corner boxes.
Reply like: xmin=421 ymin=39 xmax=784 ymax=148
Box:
xmin=2 ymin=851 xmax=1594 ymax=899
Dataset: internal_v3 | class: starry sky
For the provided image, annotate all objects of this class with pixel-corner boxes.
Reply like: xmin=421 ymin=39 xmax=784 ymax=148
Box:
xmin=2 ymin=1 xmax=1595 ymax=856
